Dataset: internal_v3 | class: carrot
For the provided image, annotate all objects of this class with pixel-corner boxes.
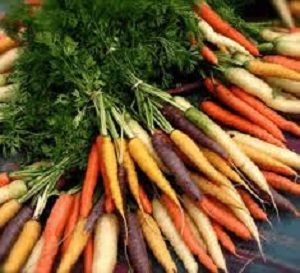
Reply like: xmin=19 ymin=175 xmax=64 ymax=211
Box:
xmin=3 ymin=219 xmax=41 ymax=273
xmin=170 ymin=129 xmax=232 ymax=187
xmin=0 ymin=180 xmax=27 ymax=204
xmin=246 ymin=60 xmax=300 ymax=81
xmin=290 ymin=0 xmax=300 ymax=18
xmin=80 ymin=144 xmax=99 ymax=218
xmin=84 ymin=236 xmax=93 ymax=273
xmin=57 ymin=197 xmax=105 ymax=273
xmin=182 ymin=105 xmax=271 ymax=195
xmin=213 ymin=83 xmax=285 ymax=142
xmin=102 ymin=136 xmax=124 ymax=217
xmin=161 ymin=104 xmax=228 ymax=159
xmin=193 ymin=2 xmax=259 ymax=56
xmin=161 ymin=195 xmax=218 ymax=273
xmin=201 ymin=147 xmax=244 ymax=185
xmin=237 ymin=189 xmax=267 ymax=221
xmin=199 ymin=197 xmax=251 ymax=240
xmin=230 ymin=131 xmax=300 ymax=169
xmin=0 ymin=48 xmax=19 ymax=74
xmin=231 ymin=86 xmax=300 ymax=137
xmin=123 ymin=141 xmax=143 ymax=211
xmin=137 ymin=211 xmax=176 ymax=273
xmin=201 ymin=45 xmax=218 ymax=65
xmin=35 ymin=194 xmax=73 ymax=273
xmin=201 ymin=101 xmax=285 ymax=147
xmin=212 ymin=222 xmax=236 ymax=255
xmin=237 ymin=142 xmax=297 ymax=176
xmin=139 ymin=186 xmax=152 ymax=214
xmin=263 ymin=171 xmax=300 ymax=195
xmin=127 ymin=212 xmax=152 ymax=273
xmin=182 ymin=196 xmax=227 ymax=272
xmin=152 ymin=199 xmax=198 ymax=273
xmin=0 ymin=199 xmax=21 ymax=228
xmin=128 ymin=137 xmax=179 ymax=205
xmin=0 ymin=206 xmax=33 ymax=261
xmin=152 ymin=130 xmax=202 ymax=200
xmin=96 ymin=136 xmax=115 ymax=213
xmin=0 ymin=172 xmax=10 ymax=187
xmin=265 ymin=77 xmax=300 ymax=95
xmin=168 ymin=82 xmax=200 ymax=95
xmin=263 ymin=55 xmax=300 ymax=73
xmin=93 ymin=214 xmax=119 ymax=273
xmin=62 ymin=192 xmax=81 ymax=253
xmin=271 ymin=0 xmax=295 ymax=27
xmin=0 ymin=36 xmax=18 ymax=54
xmin=23 ymin=236 xmax=44 ymax=273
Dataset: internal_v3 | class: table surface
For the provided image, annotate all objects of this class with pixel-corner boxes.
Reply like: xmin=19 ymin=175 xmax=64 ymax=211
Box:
xmin=0 ymin=3 xmax=299 ymax=273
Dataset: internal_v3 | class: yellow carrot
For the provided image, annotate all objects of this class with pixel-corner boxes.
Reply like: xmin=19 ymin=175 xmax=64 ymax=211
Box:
xmin=3 ymin=219 xmax=41 ymax=273
xmin=170 ymin=130 xmax=231 ymax=188
xmin=128 ymin=138 xmax=179 ymax=205
xmin=57 ymin=218 xmax=90 ymax=273
xmin=0 ymin=199 xmax=21 ymax=228
xmin=102 ymin=136 xmax=124 ymax=217
xmin=138 ymin=211 xmax=177 ymax=273
xmin=123 ymin=141 xmax=143 ymax=211
xmin=183 ymin=196 xmax=227 ymax=272
xmin=201 ymin=148 xmax=243 ymax=184
xmin=246 ymin=60 xmax=300 ymax=81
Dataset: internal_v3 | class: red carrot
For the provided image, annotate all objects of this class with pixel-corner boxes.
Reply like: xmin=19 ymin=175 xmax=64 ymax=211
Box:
xmin=139 ymin=186 xmax=152 ymax=214
xmin=80 ymin=144 xmax=99 ymax=218
xmin=193 ymin=1 xmax=259 ymax=56
xmin=214 ymin=83 xmax=285 ymax=142
xmin=263 ymin=55 xmax=300 ymax=72
xmin=152 ymin=130 xmax=202 ymax=201
xmin=36 ymin=194 xmax=73 ymax=273
xmin=231 ymin=87 xmax=300 ymax=137
xmin=199 ymin=197 xmax=252 ymax=240
xmin=62 ymin=192 xmax=81 ymax=253
xmin=237 ymin=189 xmax=267 ymax=221
xmin=263 ymin=171 xmax=300 ymax=195
xmin=84 ymin=236 xmax=93 ymax=273
xmin=0 ymin=173 xmax=10 ymax=187
xmin=201 ymin=101 xmax=285 ymax=147
xmin=212 ymin=221 xmax=236 ymax=255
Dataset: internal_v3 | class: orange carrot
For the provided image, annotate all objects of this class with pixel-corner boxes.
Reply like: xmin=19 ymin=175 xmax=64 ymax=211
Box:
xmin=212 ymin=222 xmax=236 ymax=255
xmin=263 ymin=171 xmax=300 ymax=195
xmin=96 ymin=136 xmax=115 ymax=213
xmin=231 ymin=87 xmax=300 ymax=137
xmin=84 ymin=236 xmax=93 ymax=273
xmin=35 ymin=194 xmax=73 ymax=273
xmin=263 ymin=55 xmax=300 ymax=73
xmin=193 ymin=2 xmax=259 ymax=56
xmin=62 ymin=192 xmax=81 ymax=253
xmin=201 ymin=46 xmax=218 ymax=65
xmin=139 ymin=186 xmax=152 ymax=214
xmin=199 ymin=197 xmax=251 ymax=240
xmin=237 ymin=189 xmax=267 ymax=221
xmin=0 ymin=173 xmax=10 ymax=187
xmin=161 ymin=194 xmax=218 ymax=273
xmin=213 ymin=83 xmax=285 ymax=142
xmin=80 ymin=144 xmax=99 ymax=218
xmin=201 ymin=101 xmax=285 ymax=147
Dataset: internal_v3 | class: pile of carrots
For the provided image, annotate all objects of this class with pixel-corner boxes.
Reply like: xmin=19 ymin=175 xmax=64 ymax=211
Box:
xmin=0 ymin=1 xmax=300 ymax=273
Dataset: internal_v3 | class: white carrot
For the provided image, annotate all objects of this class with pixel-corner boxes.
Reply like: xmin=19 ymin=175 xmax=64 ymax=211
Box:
xmin=230 ymin=131 xmax=300 ymax=169
xmin=198 ymin=20 xmax=250 ymax=55
xmin=225 ymin=67 xmax=300 ymax=113
xmin=152 ymin=199 xmax=198 ymax=273
xmin=0 ymin=180 xmax=27 ymax=204
xmin=265 ymin=77 xmax=300 ymax=95
xmin=92 ymin=214 xmax=119 ymax=273
xmin=271 ymin=0 xmax=295 ymax=28
xmin=0 ymin=48 xmax=19 ymax=74
xmin=275 ymin=41 xmax=300 ymax=58
xmin=22 ymin=237 xmax=44 ymax=273
xmin=261 ymin=29 xmax=285 ymax=42
xmin=182 ymin=196 xmax=227 ymax=272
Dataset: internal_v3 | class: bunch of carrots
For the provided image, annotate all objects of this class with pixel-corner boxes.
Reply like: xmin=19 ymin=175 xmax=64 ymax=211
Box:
xmin=0 ymin=0 xmax=300 ymax=273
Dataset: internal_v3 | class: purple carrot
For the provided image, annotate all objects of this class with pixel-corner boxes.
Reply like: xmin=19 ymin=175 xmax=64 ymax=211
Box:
xmin=0 ymin=205 xmax=33 ymax=261
xmin=168 ymin=82 xmax=200 ymax=95
xmin=161 ymin=104 xmax=228 ymax=159
xmin=118 ymin=164 xmax=127 ymax=205
xmin=152 ymin=130 xmax=202 ymax=200
xmin=85 ymin=196 xmax=105 ymax=233
xmin=127 ymin=212 xmax=152 ymax=273
xmin=114 ymin=262 xmax=129 ymax=273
